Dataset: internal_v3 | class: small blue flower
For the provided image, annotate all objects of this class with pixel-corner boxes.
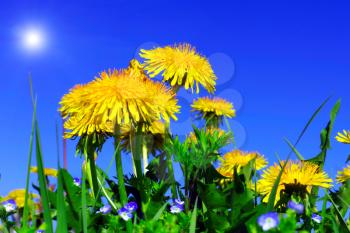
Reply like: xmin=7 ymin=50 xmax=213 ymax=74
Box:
xmin=257 ymin=212 xmax=279 ymax=231
xmin=312 ymin=213 xmax=322 ymax=224
xmin=124 ymin=201 xmax=138 ymax=212
xmin=73 ymin=177 xmax=81 ymax=186
xmin=174 ymin=199 xmax=184 ymax=206
xmin=170 ymin=204 xmax=184 ymax=214
xmin=118 ymin=207 xmax=133 ymax=221
xmin=96 ymin=204 xmax=112 ymax=214
xmin=2 ymin=199 xmax=17 ymax=212
xmin=37 ymin=230 xmax=45 ymax=233
xmin=287 ymin=200 xmax=304 ymax=214
xmin=170 ymin=198 xmax=185 ymax=214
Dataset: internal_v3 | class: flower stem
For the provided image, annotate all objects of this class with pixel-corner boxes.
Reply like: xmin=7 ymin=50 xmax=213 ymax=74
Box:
xmin=132 ymin=125 xmax=144 ymax=178
xmin=114 ymin=134 xmax=133 ymax=233
xmin=87 ymin=150 xmax=99 ymax=199
xmin=142 ymin=143 xmax=148 ymax=173
xmin=167 ymin=153 xmax=177 ymax=200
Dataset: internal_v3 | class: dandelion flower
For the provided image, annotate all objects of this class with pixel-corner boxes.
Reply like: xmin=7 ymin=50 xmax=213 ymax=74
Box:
xmin=30 ymin=167 xmax=58 ymax=177
xmin=140 ymin=43 xmax=216 ymax=93
xmin=59 ymin=68 xmax=179 ymax=139
xmin=217 ymin=149 xmax=267 ymax=177
xmin=335 ymin=130 xmax=350 ymax=144
xmin=192 ymin=97 xmax=235 ymax=127
xmin=336 ymin=164 xmax=350 ymax=183
xmin=257 ymin=161 xmax=333 ymax=204
xmin=2 ymin=189 xmax=39 ymax=208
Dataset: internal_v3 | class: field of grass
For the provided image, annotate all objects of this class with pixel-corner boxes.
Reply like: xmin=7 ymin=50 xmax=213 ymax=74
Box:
xmin=1 ymin=44 xmax=350 ymax=233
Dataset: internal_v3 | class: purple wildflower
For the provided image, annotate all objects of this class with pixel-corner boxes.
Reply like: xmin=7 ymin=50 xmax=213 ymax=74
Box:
xmin=73 ymin=177 xmax=81 ymax=186
xmin=287 ymin=200 xmax=304 ymax=214
xmin=174 ymin=199 xmax=184 ymax=206
xmin=124 ymin=201 xmax=138 ymax=212
xmin=96 ymin=204 xmax=112 ymax=214
xmin=118 ymin=207 xmax=133 ymax=221
xmin=2 ymin=199 xmax=17 ymax=212
xmin=312 ymin=213 xmax=322 ymax=224
xmin=170 ymin=199 xmax=185 ymax=214
xmin=257 ymin=212 xmax=279 ymax=231
xmin=170 ymin=204 xmax=184 ymax=214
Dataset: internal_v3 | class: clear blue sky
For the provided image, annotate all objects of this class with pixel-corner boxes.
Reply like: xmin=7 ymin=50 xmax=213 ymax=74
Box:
xmin=1 ymin=0 xmax=350 ymax=195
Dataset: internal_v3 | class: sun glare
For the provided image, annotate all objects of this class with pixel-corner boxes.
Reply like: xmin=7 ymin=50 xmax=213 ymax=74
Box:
xmin=23 ymin=29 xmax=44 ymax=50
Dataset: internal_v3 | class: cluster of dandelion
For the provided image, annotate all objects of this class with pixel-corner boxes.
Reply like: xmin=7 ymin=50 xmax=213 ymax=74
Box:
xmin=1 ymin=43 xmax=350 ymax=233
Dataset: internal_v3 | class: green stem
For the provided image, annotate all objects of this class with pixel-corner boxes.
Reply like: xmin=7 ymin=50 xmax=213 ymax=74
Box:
xmin=184 ymin=166 xmax=189 ymax=212
xmin=114 ymin=138 xmax=133 ymax=233
xmin=167 ymin=153 xmax=177 ymax=200
xmin=87 ymin=150 xmax=99 ymax=199
xmin=115 ymin=148 xmax=128 ymax=205
xmin=142 ymin=143 xmax=148 ymax=173
xmin=132 ymin=125 xmax=143 ymax=178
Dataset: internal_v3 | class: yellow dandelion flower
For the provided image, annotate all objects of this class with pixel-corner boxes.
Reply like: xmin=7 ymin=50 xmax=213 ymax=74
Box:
xmin=335 ymin=130 xmax=350 ymax=144
xmin=120 ymin=120 xmax=166 ymax=153
xmin=2 ymin=189 xmax=39 ymax=208
xmin=192 ymin=97 xmax=235 ymax=118
xmin=30 ymin=166 xmax=58 ymax=177
xmin=59 ymin=68 xmax=180 ymax=138
xmin=125 ymin=59 xmax=148 ymax=81
xmin=257 ymin=161 xmax=333 ymax=204
xmin=191 ymin=97 xmax=235 ymax=127
xmin=217 ymin=150 xmax=267 ymax=178
xmin=336 ymin=164 xmax=350 ymax=183
xmin=140 ymin=43 xmax=216 ymax=93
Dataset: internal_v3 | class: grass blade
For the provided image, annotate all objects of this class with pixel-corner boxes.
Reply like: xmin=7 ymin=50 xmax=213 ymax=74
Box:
xmin=22 ymin=98 xmax=36 ymax=228
xmin=267 ymin=158 xmax=289 ymax=210
xmin=326 ymin=192 xmax=350 ymax=233
xmin=97 ymin=176 xmax=117 ymax=210
xmin=35 ymin=121 xmax=53 ymax=232
xmin=267 ymin=97 xmax=331 ymax=210
xmin=151 ymin=202 xmax=168 ymax=221
xmin=284 ymin=138 xmax=305 ymax=160
xmin=288 ymin=96 xmax=331 ymax=156
xmin=56 ymin=122 xmax=68 ymax=233
xmin=189 ymin=197 xmax=198 ymax=233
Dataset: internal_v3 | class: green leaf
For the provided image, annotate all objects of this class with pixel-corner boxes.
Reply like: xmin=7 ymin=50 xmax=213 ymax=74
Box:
xmin=35 ymin=121 xmax=53 ymax=233
xmin=56 ymin=169 xmax=68 ymax=232
xmin=56 ymin=121 xmax=68 ymax=233
xmin=151 ymin=202 xmax=168 ymax=221
xmin=326 ymin=192 xmax=350 ymax=233
xmin=189 ymin=197 xmax=198 ymax=233
xmin=197 ymin=182 xmax=228 ymax=209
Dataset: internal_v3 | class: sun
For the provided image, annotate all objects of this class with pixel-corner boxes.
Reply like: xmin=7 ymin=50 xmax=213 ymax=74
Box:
xmin=23 ymin=29 xmax=44 ymax=50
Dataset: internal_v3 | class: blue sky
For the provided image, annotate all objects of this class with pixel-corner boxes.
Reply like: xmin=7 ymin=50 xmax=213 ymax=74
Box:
xmin=1 ymin=0 xmax=350 ymax=195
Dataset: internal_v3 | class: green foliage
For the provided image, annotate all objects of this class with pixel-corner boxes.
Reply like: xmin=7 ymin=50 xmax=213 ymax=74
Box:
xmin=3 ymin=86 xmax=350 ymax=233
